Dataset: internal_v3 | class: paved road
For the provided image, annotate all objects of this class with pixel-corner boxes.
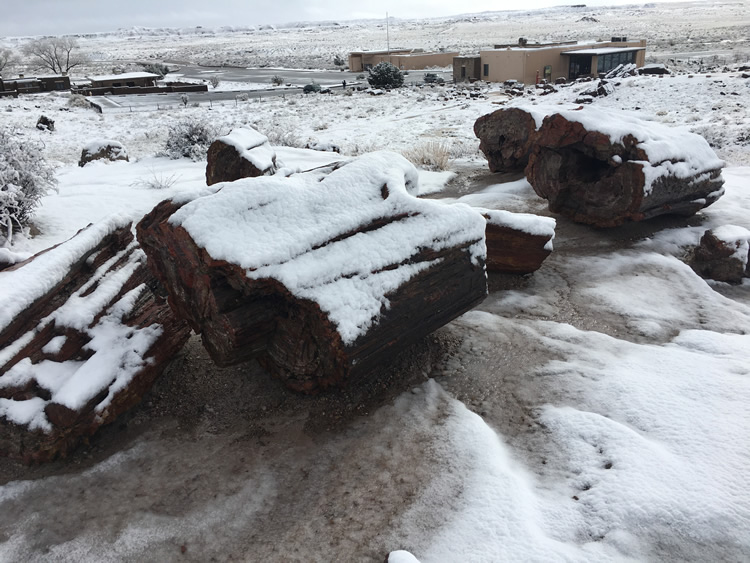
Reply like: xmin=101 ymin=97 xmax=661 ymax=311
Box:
xmin=170 ymin=63 xmax=453 ymax=88
xmin=89 ymin=64 xmax=454 ymax=112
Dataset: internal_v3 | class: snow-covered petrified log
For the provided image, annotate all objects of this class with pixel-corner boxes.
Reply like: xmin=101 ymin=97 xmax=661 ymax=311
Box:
xmin=78 ymin=139 xmax=129 ymax=167
xmin=0 ymin=218 xmax=191 ymax=463
xmin=525 ymin=107 xmax=725 ymax=227
xmin=474 ymin=107 xmax=540 ymax=173
xmin=205 ymin=127 xmax=277 ymax=185
xmin=137 ymin=152 xmax=488 ymax=393
xmin=480 ymin=209 xmax=556 ymax=274
xmin=688 ymin=226 xmax=750 ymax=284
xmin=475 ymin=106 xmax=725 ymax=227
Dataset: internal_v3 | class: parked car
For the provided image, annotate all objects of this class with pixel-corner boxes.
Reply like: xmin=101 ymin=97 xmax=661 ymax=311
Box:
xmin=423 ymin=73 xmax=445 ymax=84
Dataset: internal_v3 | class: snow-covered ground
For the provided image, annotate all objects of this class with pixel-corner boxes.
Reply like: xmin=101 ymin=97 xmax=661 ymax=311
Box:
xmin=1 ymin=2 xmax=750 ymax=561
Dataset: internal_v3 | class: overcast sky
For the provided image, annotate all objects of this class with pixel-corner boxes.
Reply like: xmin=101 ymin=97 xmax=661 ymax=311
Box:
xmin=2 ymin=0 xmax=649 ymax=37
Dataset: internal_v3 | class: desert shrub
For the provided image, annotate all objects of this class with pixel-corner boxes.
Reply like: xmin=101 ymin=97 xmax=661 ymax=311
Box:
xmin=262 ymin=120 xmax=303 ymax=148
xmin=141 ymin=62 xmax=170 ymax=78
xmin=67 ymin=93 xmax=91 ymax=108
xmin=161 ymin=119 xmax=217 ymax=161
xmin=367 ymin=62 xmax=404 ymax=88
xmin=209 ymin=76 xmax=220 ymax=89
xmin=0 ymin=128 xmax=56 ymax=244
xmin=271 ymin=75 xmax=284 ymax=86
xmin=401 ymin=140 xmax=451 ymax=171
xmin=131 ymin=170 xmax=180 ymax=190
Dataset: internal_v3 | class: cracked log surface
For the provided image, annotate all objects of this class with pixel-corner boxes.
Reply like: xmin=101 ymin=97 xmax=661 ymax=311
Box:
xmin=138 ymin=152 xmax=488 ymax=393
xmin=0 ymin=220 xmax=191 ymax=463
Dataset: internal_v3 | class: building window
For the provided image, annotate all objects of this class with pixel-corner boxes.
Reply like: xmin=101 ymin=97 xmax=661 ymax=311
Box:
xmin=597 ymin=51 xmax=636 ymax=73
xmin=483 ymin=64 xmax=489 ymax=77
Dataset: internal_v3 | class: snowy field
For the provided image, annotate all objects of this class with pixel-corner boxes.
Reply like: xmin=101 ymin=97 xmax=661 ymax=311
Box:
xmin=1 ymin=1 xmax=750 ymax=561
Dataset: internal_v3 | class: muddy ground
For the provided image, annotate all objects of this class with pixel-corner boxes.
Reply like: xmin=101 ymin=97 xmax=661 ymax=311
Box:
xmin=1 ymin=165 xmax=747 ymax=562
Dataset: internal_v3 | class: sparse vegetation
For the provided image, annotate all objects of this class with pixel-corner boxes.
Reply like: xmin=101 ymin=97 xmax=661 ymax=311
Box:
xmin=0 ymin=128 xmax=56 ymax=244
xmin=271 ymin=75 xmax=284 ymax=86
xmin=401 ymin=140 xmax=451 ymax=170
xmin=209 ymin=76 xmax=220 ymax=89
xmin=141 ymin=62 xmax=170 ymax=78
xmin=161 ymin=119 xmax=217 ymax=161
xmin=131 ymin=170 xmax=181 ymax=190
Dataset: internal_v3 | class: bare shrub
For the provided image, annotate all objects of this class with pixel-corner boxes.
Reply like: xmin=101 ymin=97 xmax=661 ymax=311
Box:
xmin=271 ymin=75 xmax=284 ymax=86
xmin=262 ymin=121 xmax=303 ymax=148
xmin=401 ymin=140 xmax=451 ymax=170
xmin=131 ymin=170 xmax=181 ymax=190
xmin=209 ymin=76 xmax=220 ymax=89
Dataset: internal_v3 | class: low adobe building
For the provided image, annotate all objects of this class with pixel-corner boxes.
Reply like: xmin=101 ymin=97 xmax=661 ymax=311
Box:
xmin=349 ymin=49 xmax=459 ymax=72
xmin=454 ymin=38 xmax=646 ymax=84
xmin=87 ymin=71 xmax=159 ymax=89
xmin=0 ymin=74 xmax=71 ymax=95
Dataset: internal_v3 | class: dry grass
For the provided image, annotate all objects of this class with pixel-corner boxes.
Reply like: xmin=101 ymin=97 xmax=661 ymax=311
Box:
xmin=401 ymin=140 xmax=452 ymax=171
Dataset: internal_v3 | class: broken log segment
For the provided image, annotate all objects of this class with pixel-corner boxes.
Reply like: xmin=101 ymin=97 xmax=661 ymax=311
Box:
xmin=205 ymin=126 xmax=277 ymax=186
xmin=479 ymin=208 xmax=556 ymax=274
xmin=688 ymin=225 xmax=750 ymax=284
xmin=474 ymin=107 xmax=548 ymax=173
xmin=0 ymin=217 xmax=191 ymax=463
xmin=524 ymin=106 xmax=725 ymax=227
xmin=138 ymin=151 xmax=488 ymax=393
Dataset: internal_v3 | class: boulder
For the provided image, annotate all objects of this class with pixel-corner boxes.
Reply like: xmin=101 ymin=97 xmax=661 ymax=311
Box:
xmin=138 ymin=152 xmax=487 ymax=393
xmin=525 ymin=106 xmax=725 ymax=226
xmin=36 ymin=115 xmax=54 ymax=131
xmin=79 ymin=140 xmax=129 ymax=167
xmin=0 ymin=218 xmax=191 ymax=463
xmin=688 ymin=226 xmax=750 ymax=284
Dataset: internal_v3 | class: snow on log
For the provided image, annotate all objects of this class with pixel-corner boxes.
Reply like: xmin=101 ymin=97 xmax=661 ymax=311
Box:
xmin=78 ymin=139 xmax=129 ymax=167
xmin=137 ymin=151 xmax=488 ymax=393
xmin=0 ymin=218 xmax=191 ymax=463
xmin=205 ymin=126 xmax=277 ymax=185
xmin=480 ymin=208 xmax=555 ymax=274
xmin=525 ymin=106 xmax=725 ymax=227
xmin=688 ymin=225 xmax=750 ymax=284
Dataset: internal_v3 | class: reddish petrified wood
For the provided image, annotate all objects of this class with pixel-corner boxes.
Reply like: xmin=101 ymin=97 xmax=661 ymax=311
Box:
xmin=481 ymin=210 xmax=555 ymax=274
xmin=474 ymin=107 xmax=540 ymax=173
xmin=688 ymin=227 xmax=750 ymax=284
xmin=137 ymin=154 xmax=487 ymax=393
xmin=0 ymin=221 xmax=191 ymax=463
xmin=525 ymin=110 xmax=725 ymax=227
xmin=205 ymin=127 xmax=277 ymax=185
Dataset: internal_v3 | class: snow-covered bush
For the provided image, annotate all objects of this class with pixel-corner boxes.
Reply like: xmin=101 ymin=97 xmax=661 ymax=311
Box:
xmin=67 ymin=94 xmax=91 ymax=109
xmin=0 ymin=128 xmax=56 ymax=245
xmin=368 ymin=62 xmax=404 ymax=89
xmin=161 ymin=119 xmax=217 ymax=161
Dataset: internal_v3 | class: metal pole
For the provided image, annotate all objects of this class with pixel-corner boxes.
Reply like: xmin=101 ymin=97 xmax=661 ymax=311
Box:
xmin=386 ymin=12 xmax=390 ymax=63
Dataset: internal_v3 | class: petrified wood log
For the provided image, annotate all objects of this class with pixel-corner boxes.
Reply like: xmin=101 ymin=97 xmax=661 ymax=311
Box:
xmin=205 ymin=126 xmax=277 ymax=185
xmin=480 ymin=209 xmax=556 ymax=274
xmin=688 ymin=226 xmax=750 ymax=284
xmin=0 ymin=218 xmax=191 ymax=463
xmin=525 ymin=107 xmax=725 ymax=227
xmin=474 ymin=107 xmax=542 ymax=173
xmin=138 ymin=152 xmax=488 ymax=393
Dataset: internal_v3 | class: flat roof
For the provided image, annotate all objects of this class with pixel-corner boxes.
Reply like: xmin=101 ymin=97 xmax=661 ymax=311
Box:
xmin=350 ymin=49 xmax=411 ymax=55
xmin=561 ymin=47 xmax=645 ymax=55
xmin=87 ymin=72 xmax=159 ymax=81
